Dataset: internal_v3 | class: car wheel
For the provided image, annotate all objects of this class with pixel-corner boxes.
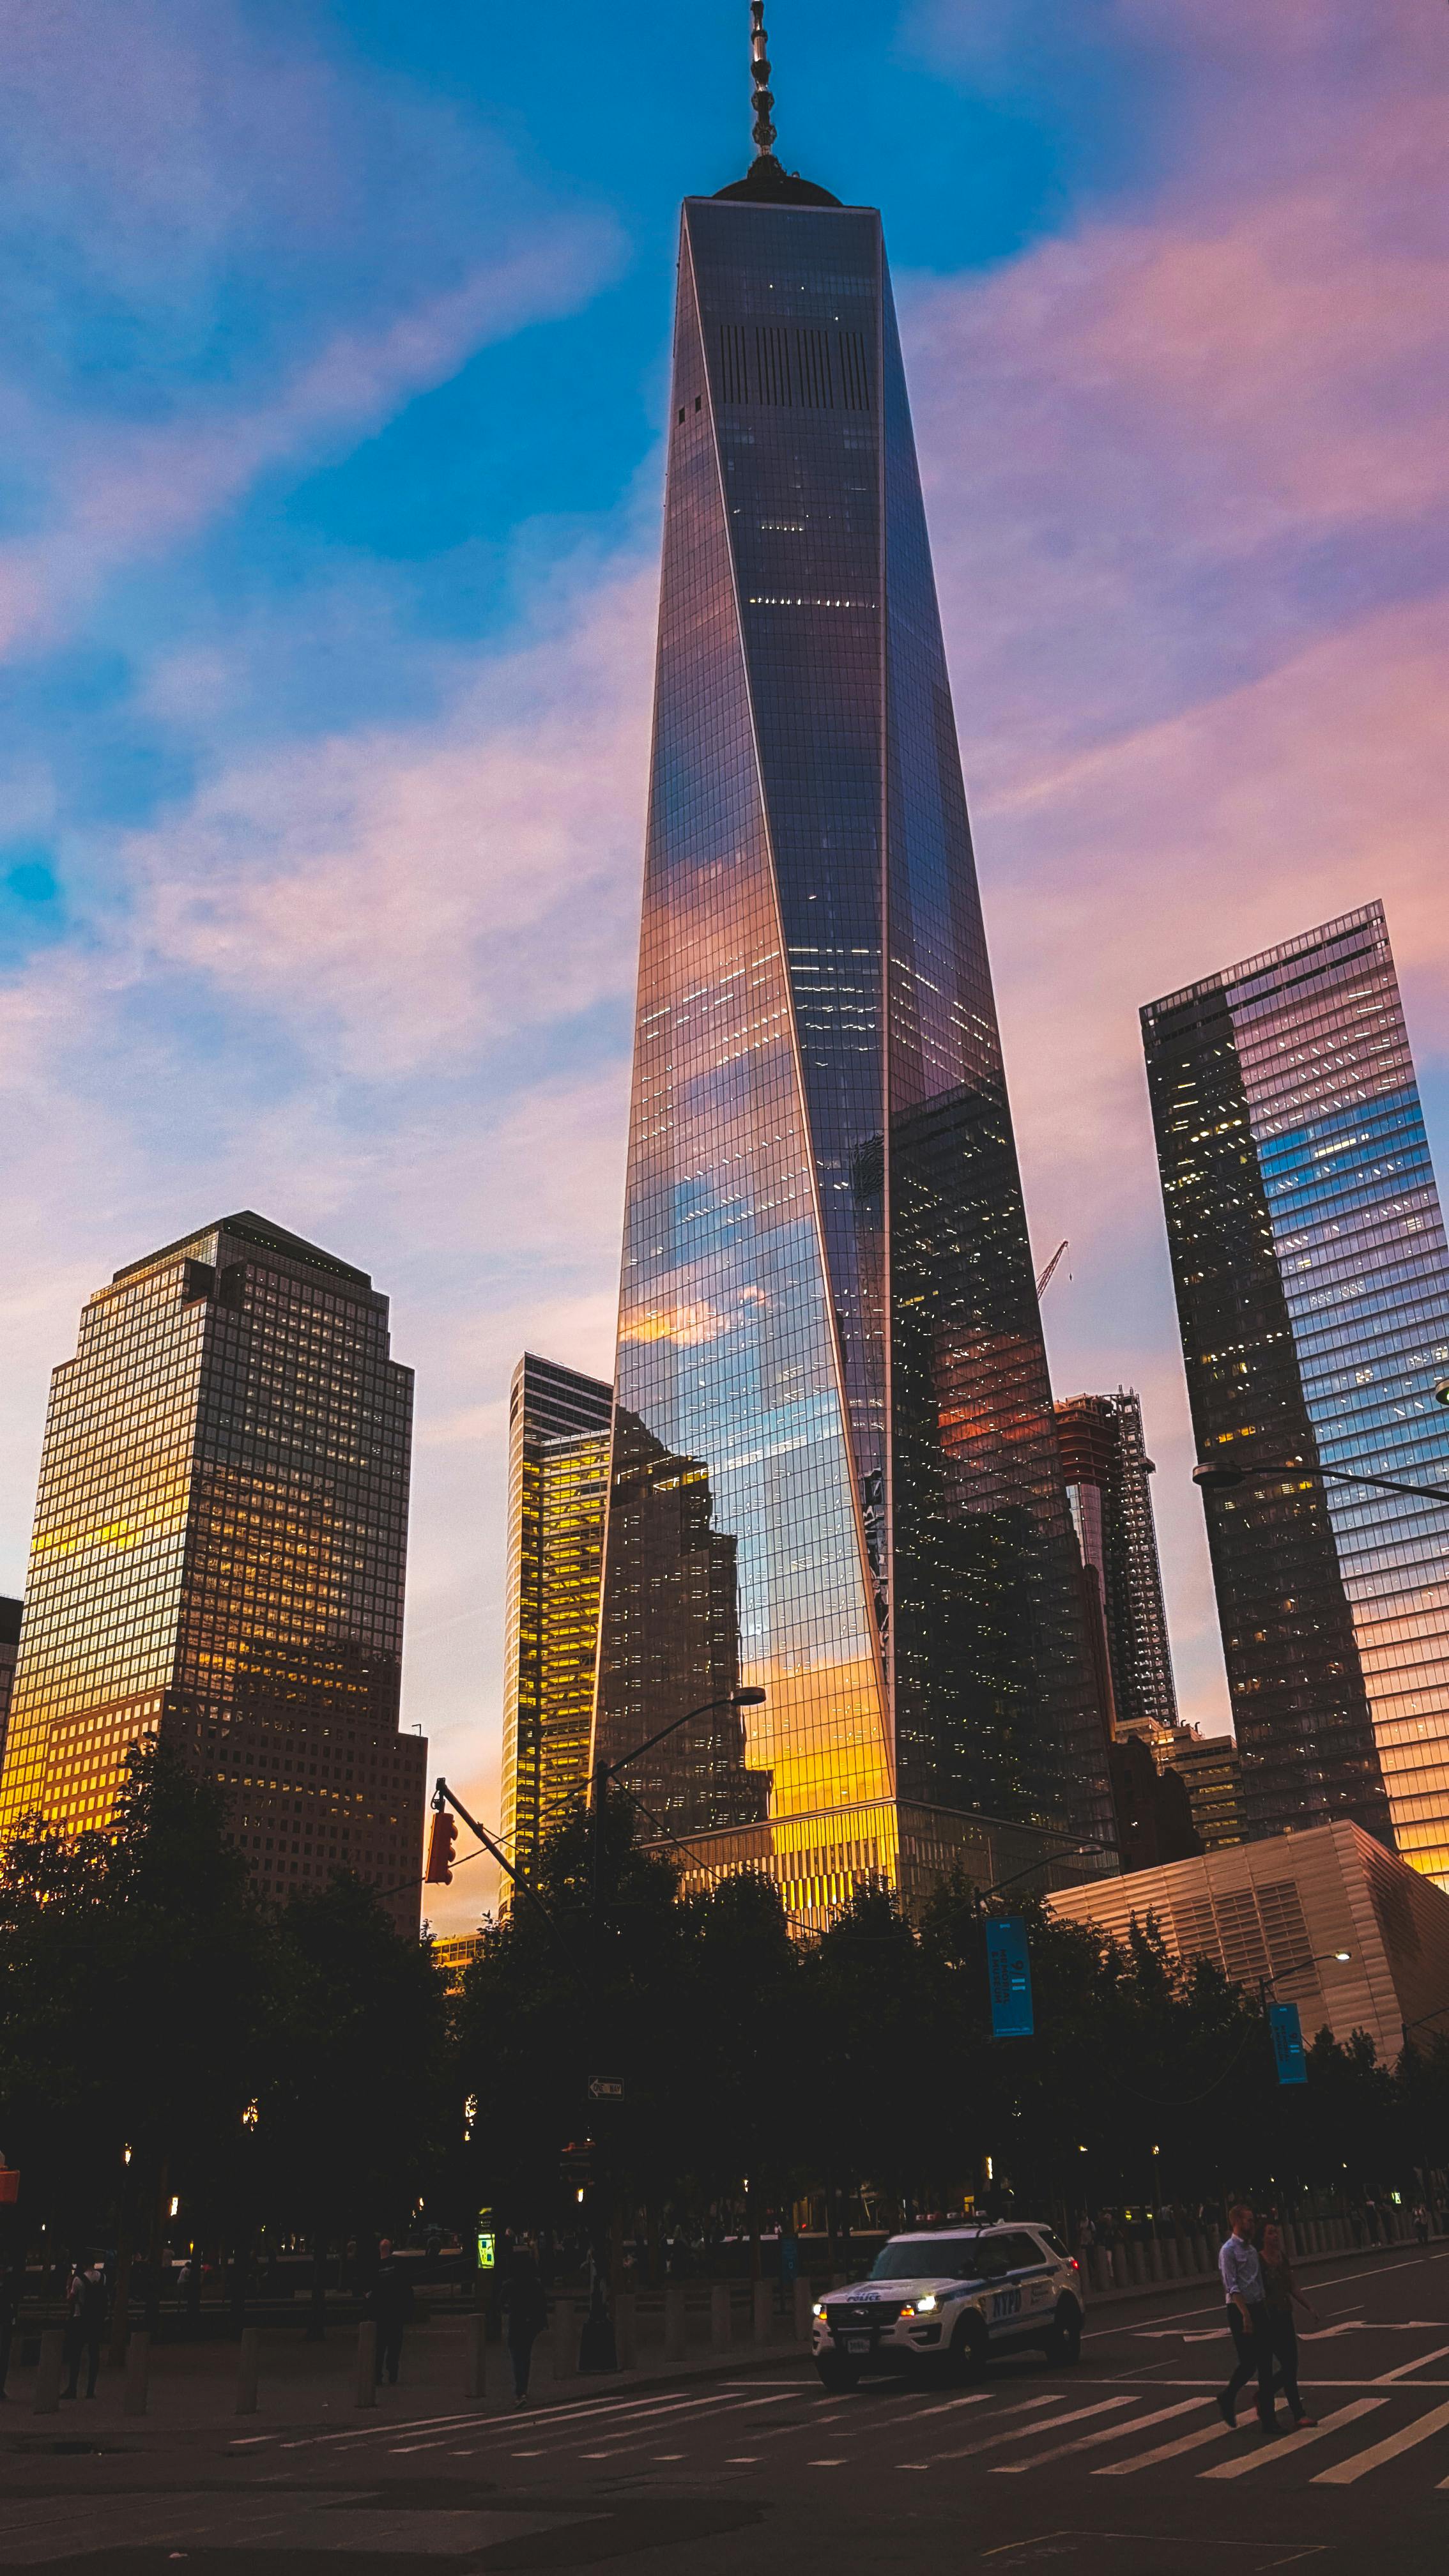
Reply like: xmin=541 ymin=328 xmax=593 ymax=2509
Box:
xmin=1046 ymin=2300 xmax=1082 ymax=2365
xmin=949 ymin=2314 xmax=988 ymax=2380
xmin=815 ymin=2355 xmax=862 ymax=2392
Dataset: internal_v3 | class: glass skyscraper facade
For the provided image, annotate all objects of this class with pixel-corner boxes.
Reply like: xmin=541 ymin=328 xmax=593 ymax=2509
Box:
xmin=0 ymin=1597 xmax=19 ymax=1775
xmin=0 ymin=1213 xmax=425 ymax=1928
xmin=594 ymin=151 xmax=1114 ymax=1920
xmin=500 ymin=1353 xmax=614 ymax=1884
xmin=1055 ymin=1389 xmax=1179 ymax=1742
xmin=1144 ymin=903 xmax=1449 ymax=1887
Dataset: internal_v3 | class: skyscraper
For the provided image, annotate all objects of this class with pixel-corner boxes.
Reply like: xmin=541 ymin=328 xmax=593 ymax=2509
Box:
xmin=0 ymin=1597 xmax=19 ymax=1774
xmin=0 ymin=1213 xmax=425 ymax=1928
xmin=592 ymin=25 xmax=1115 ymax=1920
xmin=1055 ymin=1390 xmax=1179 ymax=1742
xmin=500 ymin=1353 xmax=613 ymax=1883
xmin=1143 ymin=901 xmax=1449 ymax=1886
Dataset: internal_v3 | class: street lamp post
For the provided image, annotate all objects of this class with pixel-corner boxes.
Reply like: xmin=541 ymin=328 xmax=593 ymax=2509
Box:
xmin=1193 ymin=1458 xmax=1449 ymax=1508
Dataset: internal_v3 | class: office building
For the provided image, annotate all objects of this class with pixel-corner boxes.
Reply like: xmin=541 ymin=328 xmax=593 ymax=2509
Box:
xmin=1055 ymin=1391 xmax=1179 ymax=1739
xmin=1046 ymin=1819 xmax=1449 ymax=2067
xmin=431 ymin=1931 xmax=486 ymax=1992
xmin=0 ymin=1213 xmax=425 ymax=1928
xmin=1144 ymin=902 xmax=1449 ymax=1886
xmin=500 ymin=1353 xmax=613 ymax=1883
xmin=1106 ymin=1731 xmax=1199 ymax=1875
xmin=0 ymin=1598 xmax=19 ymax=1773
xmin=593 ymin=31 xmax=1115 ymax=1922
xmin=1163 ymin=1728 xmax=1245 ymax=1853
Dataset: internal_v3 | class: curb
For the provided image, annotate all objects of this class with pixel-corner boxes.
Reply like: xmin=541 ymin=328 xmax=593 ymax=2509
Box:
xmin=1082 ymin=2230 xmax=1434 ymax=2313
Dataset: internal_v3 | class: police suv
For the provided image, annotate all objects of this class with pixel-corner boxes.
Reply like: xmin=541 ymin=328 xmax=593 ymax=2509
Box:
xmin=811 ymin=2224 xmax=1084 ymax=2388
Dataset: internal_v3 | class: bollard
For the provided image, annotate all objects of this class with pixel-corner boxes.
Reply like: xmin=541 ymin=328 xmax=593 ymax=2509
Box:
xmin=1192 ymin=2234 xmax=1209 ymax=2276
xmin=615 ymin=2292 xmax=638 ymax=2370
xmin=486 ymin=2337 xmax=514 ymax=2408
xmin=33 ymin=2329 xmax=64 ymax=2415
xmin=356 ymin=2322 xmax=378 ymax=2407
xmin=710 ymin=2284 xmax=732 ymax=2351
xmin=551 ymin=2297 xmax=578 ymax=2382
xmin=753 ymin=2280 xmax=772 ymax=2347
xmin=235 ymin=2327 xmax=260 ymax=2416
xmin=1128 ymin=2244 xmax=1146 ymax=2288
xmin=528 ymin=2324 xmax=553 ymax=2396
xmin=465 ymin=2313 xmax=487 ymax=2402
xmin=123 ymin=2329 xmax=150 ymax=2418
xmin=664 ymin=2284 xmax=687 ymax=2365
xmin=1148 ymin=2242 xmax=1163 ymax=2283
xmin=793 ymin=2277 xmax=814 ymax=2345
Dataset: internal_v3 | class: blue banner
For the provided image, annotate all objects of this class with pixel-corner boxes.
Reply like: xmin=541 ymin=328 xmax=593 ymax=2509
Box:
xmin=1269 ymin=2000 xmax=1307 ymax=2085
xmin=986 ymin=1917 xmax=1034 ymax=2039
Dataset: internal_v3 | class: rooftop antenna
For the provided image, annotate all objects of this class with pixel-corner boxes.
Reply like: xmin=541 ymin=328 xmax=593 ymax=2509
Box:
xmin=750 ymin=1 xmax=777 ymax=160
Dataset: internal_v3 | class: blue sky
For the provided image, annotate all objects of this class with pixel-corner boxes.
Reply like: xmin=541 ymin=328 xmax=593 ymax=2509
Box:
xmin=2 ymin=1 xmax=1446 ymax=1926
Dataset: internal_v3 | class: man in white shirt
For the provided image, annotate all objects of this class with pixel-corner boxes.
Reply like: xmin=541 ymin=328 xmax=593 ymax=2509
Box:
xmin=1217 ymin=2205 xmax=1276 ymax=2433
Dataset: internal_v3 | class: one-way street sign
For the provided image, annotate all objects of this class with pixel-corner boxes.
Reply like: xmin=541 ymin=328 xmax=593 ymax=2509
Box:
xmin=588 ymin=2077 xmax=625 ymax=2101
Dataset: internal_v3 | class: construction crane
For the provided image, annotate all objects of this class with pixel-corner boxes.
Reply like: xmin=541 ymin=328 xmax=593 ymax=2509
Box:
xmin=1035 ymin=1239 xmax=1069 ymax=1301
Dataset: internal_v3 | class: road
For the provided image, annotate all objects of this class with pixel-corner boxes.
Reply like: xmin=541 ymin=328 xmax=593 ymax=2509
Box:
xmin=5 ymin=2242 xmax=1449 ymax=2571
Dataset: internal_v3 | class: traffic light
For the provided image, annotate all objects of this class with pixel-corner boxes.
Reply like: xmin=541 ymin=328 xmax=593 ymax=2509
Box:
xmin=560 ymin=2139 xmax=594 ymax=2194
xmin=425 ymin=1809 xmax=457 ymax=1885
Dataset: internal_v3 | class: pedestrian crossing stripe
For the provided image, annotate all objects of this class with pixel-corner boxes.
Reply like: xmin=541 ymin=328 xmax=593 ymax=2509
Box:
xmin=1313 ymin=2396 xmax=1449 ymax=2483
xmin=993 ymin=2396 xmax=1209 ymax=2469
xmin=1199 ymin=2398 xmax=1384 ymax=2476
xmin=1095 ymin=2418 xmax=1233 ymax=2474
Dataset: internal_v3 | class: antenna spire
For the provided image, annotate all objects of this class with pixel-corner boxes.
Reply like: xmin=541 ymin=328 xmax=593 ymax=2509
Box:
xmin=749 ymin=2 xmax=776 ymax=159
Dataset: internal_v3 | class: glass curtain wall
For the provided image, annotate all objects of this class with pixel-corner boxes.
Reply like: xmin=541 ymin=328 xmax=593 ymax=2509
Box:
xmin=1144 ymin=903 xmax=1449 ymax=1883
xmin=595 ymin=180 xmax=1114 ymax=1891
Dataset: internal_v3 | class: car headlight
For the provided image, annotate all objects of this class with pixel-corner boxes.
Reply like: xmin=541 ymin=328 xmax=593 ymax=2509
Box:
xmin=915 ymin=2294 xmax=939 ymax=2312
xmin=811 ymin=2301 xmax=825 ymax=2319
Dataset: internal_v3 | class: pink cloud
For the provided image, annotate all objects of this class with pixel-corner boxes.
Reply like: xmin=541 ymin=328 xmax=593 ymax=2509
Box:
xmin=130 ymin=558 xmax=655 ymax=1071
xmin=900 ymin=0 xmax=1449 ymax=1727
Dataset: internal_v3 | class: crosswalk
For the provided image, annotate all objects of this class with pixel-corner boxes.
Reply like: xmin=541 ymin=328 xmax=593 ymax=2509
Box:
xmin=238 ymin=2356 xmax=1449 ymax=2499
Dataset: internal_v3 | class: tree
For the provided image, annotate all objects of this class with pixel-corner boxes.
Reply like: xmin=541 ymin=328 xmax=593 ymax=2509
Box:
xmin=257 ymin=1870 xmax=449 ymax=2327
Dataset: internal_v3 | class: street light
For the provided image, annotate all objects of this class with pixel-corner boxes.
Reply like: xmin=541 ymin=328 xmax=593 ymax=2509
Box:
xmin=592 ymin=1685 xmax=767 ymax=1802
xmin=1193 ymin=1457 xmax=1449 ymax=1508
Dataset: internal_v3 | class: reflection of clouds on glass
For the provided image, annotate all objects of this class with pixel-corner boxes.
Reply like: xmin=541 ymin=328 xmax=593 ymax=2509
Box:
xmin=596 ymin=183 xmax=1113 ymax=1908
xmin=1146 ymin=901 xmax=1449 ymax=1886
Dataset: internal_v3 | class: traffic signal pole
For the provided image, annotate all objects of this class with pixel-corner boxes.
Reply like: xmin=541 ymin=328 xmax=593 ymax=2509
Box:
xmin=427 ymin=1777 xmax=568 ymax=1952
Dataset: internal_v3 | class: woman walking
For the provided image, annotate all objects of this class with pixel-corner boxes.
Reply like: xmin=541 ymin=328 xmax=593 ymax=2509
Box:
xmin=1261 ymin=2223 xmax=1319 ymax=2428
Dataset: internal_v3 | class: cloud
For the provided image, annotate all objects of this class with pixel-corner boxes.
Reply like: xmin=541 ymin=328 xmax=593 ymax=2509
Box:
xmin=126 ymin=556 xmax=654 ymax=1072
xmin=898 ymin=0 xmax=1449 ymax=1728
xmin=0 ymin=0 xmax=625 ymax=660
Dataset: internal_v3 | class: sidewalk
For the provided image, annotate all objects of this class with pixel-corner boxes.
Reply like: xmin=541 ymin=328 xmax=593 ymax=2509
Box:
xmin=1081 ymin=2223 xmax=1438 ymax=2312
xmin=0 ymin=2308 xmax=812 ymax=2444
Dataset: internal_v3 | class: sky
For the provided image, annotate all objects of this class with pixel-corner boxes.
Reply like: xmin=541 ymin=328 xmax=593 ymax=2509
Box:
xmin=1 ymin=0 xmax=1445 ymax=1933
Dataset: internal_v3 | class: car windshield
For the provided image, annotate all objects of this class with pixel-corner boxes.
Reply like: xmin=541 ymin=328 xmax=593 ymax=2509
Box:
xmin=868 ymin=2237 xmax=987 ymax=2282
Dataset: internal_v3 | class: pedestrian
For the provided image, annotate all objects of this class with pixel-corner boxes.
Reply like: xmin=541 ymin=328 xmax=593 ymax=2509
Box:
xmin=505 ymin=2247 xmax=548 ymax=2409
xmin=1077 ymin=2214 xmax=1096 ymax=2258
xmin=62 ymin=2252 xmax=107 ymax=2400
xmin=1216 ymin=2204 xmax=1276 ymax=2436
xmin=1414 ymin=2201 xmax=1431 ymax=2253
xmin=0 ymin=2258 xmax=22 ymax=2401
xmin=1260 ymin=2224 xmax=1319 ymax=2429
xmin=367 ymin=2239 xmax=414 ymax=2388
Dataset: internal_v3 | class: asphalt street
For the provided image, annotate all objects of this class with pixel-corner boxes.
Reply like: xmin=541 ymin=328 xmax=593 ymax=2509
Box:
xmin=4 ymin=2244 xmax=1448 ymax=2573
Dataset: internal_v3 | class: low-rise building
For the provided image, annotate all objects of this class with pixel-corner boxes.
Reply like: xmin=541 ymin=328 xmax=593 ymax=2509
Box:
xmin=431 ymin=1931 xmax=486 ymax=1991
xmin=1045 ymin=1820 xmax=1449 ymax=2066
